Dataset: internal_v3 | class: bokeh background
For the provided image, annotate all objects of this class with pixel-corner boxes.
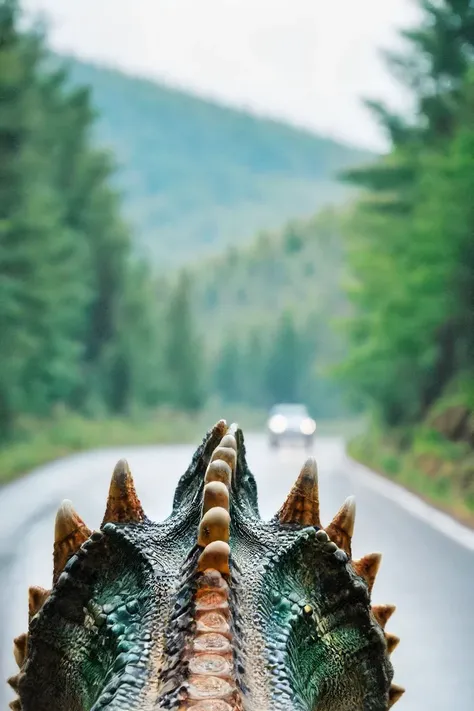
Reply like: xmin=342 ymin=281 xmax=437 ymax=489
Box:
xmin=1 ymin=1 xmax=474 ymax=709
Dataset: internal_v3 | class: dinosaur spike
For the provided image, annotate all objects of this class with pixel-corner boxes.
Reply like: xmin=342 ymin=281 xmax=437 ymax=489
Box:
xmin=13 ymin=633 xmax=28 ymax=668
xmin=220 ymin=432 xmax=237 ymax=451
xmin=211 ymin=446 xmax=237 ymax=473
xmin=197 ymin=540 xmax=230 ymax=574
xmin=372 ymin=603 xmax=396 ymax=629
xmin=325 ymin=495 xmax=356 ymax=556
xmin=205 ymin=459 xmax=232 ymax=487
xmin=7 ymin=673 xmax=21 ymax=691
xmin=203 ymin=481 xmax=229 ymax=513
xmin=13 ymin=422 xmax=404 ymax=711
xmin=352 ymin=552 xmax=382 ymax=593
xmin=53 ymin=500 xmax=91 ymax=584
xmin=102 ymin=458 xmax=144 ymax=526
xmin=198 ymin=506 xmax=231 ymax=547
xmin=388 ymin=684 xmax=405 ymax=707
xmin=28 ymin=585 xmax=49 ymax=620
xmin=278 ymin=457 xmax=321 ymax=527
xmin=205 ymin=420 xmax=228 ymax=446
xmin=385 ymin=633 xmax=400 ymax=655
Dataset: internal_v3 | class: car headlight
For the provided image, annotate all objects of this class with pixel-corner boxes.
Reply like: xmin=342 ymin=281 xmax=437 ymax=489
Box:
xmin=300 ymin=418 xmax=316 ymax=435
xmin=268 ymin=415 xmax=287 ymax=434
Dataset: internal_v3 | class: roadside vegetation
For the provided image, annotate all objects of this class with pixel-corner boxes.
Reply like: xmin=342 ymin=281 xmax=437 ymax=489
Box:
xmin=338 ymin=0 xmax=474 ymax=525
xmin=2 ymin=0 xmax=474 ymax=523
xmin=0 ymin=1 xmax=204 ymax=454
xmin=0 ymin=403 xmax=268 ymax=486
xmin=191 ymin=208 xmax=350 ymax=419
xmin=0 ymin=0 xmax=355 ymax=485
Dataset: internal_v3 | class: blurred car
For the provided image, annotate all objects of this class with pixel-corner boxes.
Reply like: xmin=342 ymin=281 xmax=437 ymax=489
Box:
xmin=267 ymin=403 xmax=316 ymax=448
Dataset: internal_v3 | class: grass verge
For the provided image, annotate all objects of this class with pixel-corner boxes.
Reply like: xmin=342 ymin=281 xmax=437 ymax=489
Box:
xmin=0 ymin=404 xmax=268 ymax=487
xmin=348 ymin=423 xmax=474 ymax=529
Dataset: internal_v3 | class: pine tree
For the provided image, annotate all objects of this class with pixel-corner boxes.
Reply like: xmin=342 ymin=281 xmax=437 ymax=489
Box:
xmin=265 ymin=311 xmax=301 ymax=404
xmin=0 ymin=1 xmax=89 ymax=432
xmin=106 ymin=261 xmax=167 ymax=413
xmin=338 ymin=0 xmax=474 ymax=425
xmin=241 ymin=329 xmax=266 ymax=407
xmin=164 ymin=271 xmax=203 ymax=412
xmin=215 ymin=337 xmax=241 ymax=404
xmin=0 ymin=2 xmax=169 ymax=438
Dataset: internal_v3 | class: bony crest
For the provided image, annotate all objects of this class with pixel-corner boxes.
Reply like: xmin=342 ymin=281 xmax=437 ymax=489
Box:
xmin=102 ymin=458 xmax=145 ymax=525
xmin=9 ymin=421 xmax=404 ymax=711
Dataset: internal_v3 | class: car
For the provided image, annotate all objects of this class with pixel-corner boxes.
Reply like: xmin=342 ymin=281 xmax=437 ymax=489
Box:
xmin=267 ymin=403 xmax=316 ymax=449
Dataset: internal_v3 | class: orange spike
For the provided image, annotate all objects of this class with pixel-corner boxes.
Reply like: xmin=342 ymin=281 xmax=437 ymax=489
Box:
xmin=203 ymin=481 xmax=229 ymax=514
xmin=385 ymin=632 xmax=400 ymax=655
xmin=388 ymin=684 xmax=405 ymax=707
xmin=211 ymin=446 xmax=237 ymax=473
xmin=212 ymin=419 xmax=228 ymax=437
xmin=220 ymin=433 xmax=237 ymax=451
xmin=28 ymin=585 xmax=49 ymax=620
xmin=325 ymin=495 xmax=356 ymax=556
xmin=197 ymin=541 xmax=230 ymax=575
xmin=352 ymin=552 xmax=382 ymax=593
xmin=372 ymin=604 xmax=396 ymax=629
xmin=278 ymin=458 xmax=321 ymax=527
xmin=7 ymin=674 xmax=20 ymax=692
xmin=205 ymin=460 xmax=232 ymax=487
xmin=13 ymin=633 xmax=28 ymax=668
xmin=102 ymin=458 xmax=144 ymax=526
xmin=198 ymin=506 xmax=230 ymax=547
xmin=53 ymin=501 xmax=91 ymax=584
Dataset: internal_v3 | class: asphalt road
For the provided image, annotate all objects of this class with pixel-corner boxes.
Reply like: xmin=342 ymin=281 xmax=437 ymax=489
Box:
xmin=1 ymin=434 xmax=473 ymax=710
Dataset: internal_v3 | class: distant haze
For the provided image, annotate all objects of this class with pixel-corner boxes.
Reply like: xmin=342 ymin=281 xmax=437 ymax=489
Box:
xmin=23 ymin=0 xmax=419 ymax=150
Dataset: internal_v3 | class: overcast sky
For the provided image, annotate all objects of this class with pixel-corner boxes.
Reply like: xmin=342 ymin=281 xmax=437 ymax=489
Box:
xmin=23 ymin=0 xmax=420 ymax=150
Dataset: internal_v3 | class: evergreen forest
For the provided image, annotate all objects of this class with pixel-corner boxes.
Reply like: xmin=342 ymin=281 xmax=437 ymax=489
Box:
xmin=1 ymin=0 xmax=474 ymax=522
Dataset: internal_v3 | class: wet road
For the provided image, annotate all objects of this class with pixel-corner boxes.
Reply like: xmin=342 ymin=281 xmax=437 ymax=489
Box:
xmin=1 ymin=434 xmax=474 ymax=710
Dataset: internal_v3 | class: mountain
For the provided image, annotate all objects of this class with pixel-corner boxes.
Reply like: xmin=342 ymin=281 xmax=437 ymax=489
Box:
xmin=189 ymin=208 xmax=350 ymax=416
xmin=191 ymin=207 xmax=347 ymax=342
xmin=61 ymin=56 xmax=373 ymax=265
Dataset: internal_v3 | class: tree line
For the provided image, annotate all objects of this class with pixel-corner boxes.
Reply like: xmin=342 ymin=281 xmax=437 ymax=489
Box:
xmin=0 ymin=0 xmax=203 ymax=441
xmin=8 ymin=0 xmax=468 ymax=442
xmin=191 ymin=208 xmax=351 ymax=419
xmin=212 ymin=310 xmax=345 ymax=417
xmin=338 ymin=0 xmax=474 ymax=427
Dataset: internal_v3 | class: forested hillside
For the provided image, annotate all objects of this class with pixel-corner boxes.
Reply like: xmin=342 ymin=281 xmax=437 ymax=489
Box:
xmin=190 ymin=208 xmax=349 ymax=417
xmin=0 ymin=0 xmax=357 ymax=480
xmin=0 ymin=0 xmax=203 ymax=450
xmin=338 ymin=0 xmax=474 ymax=523
xmin=60 ymin=57 xmax=372 ymax=264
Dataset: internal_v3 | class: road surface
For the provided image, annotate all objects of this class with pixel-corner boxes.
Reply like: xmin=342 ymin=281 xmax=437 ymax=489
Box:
xmin=1 ymin=434 xmax=474 ymax=710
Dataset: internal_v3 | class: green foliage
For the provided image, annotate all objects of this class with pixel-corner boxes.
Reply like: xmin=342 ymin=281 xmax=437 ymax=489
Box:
xmin=192 ymin=209 xmax=351 ymax=417
xmin=0 ymin=3 xmax=89 ymax=435
xmin=343 ymin=0 xmax=474 ymax=524
xmin=339 ymin=0 xmax=474 ymax=428
xmin=164 ymin=272 xmax=204 ymax=412
xmin=0 ymin=2 xmax=205 ymax=446
xmin=0 ymin=408 xmax=214 ymax=486
xmin=265 ymin=311 xmax=302 ymax=404
xmin=59 ymin=56 xmax=372 ymax=265
xmin=348 ymin=404 xmax=474 ymax=523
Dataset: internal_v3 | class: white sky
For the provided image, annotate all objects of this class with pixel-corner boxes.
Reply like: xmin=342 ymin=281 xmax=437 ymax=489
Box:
xmin=23 ymin=0 xmax=420 ymax=150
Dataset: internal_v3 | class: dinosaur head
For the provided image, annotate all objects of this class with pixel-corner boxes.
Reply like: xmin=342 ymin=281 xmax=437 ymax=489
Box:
xmin=8 ymin=421 xmax=404 ymax=711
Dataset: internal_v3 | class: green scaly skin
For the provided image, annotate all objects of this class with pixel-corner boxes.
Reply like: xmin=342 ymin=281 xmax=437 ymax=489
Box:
xmin=8 ymin=422 xmax=403 ymax=711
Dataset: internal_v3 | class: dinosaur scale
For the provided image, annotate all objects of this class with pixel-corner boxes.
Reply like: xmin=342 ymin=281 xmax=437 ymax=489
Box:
xmin=7 ymin=420 xmax=405 ymax=710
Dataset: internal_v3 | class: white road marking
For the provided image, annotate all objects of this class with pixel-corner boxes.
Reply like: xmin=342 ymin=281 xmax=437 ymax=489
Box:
xmin=346 ymin=454 xmax=474 ymax=552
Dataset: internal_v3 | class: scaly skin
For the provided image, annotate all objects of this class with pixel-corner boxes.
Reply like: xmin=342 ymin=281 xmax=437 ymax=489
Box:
xmin=8 ymin=421 xmax=405 ymax=710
